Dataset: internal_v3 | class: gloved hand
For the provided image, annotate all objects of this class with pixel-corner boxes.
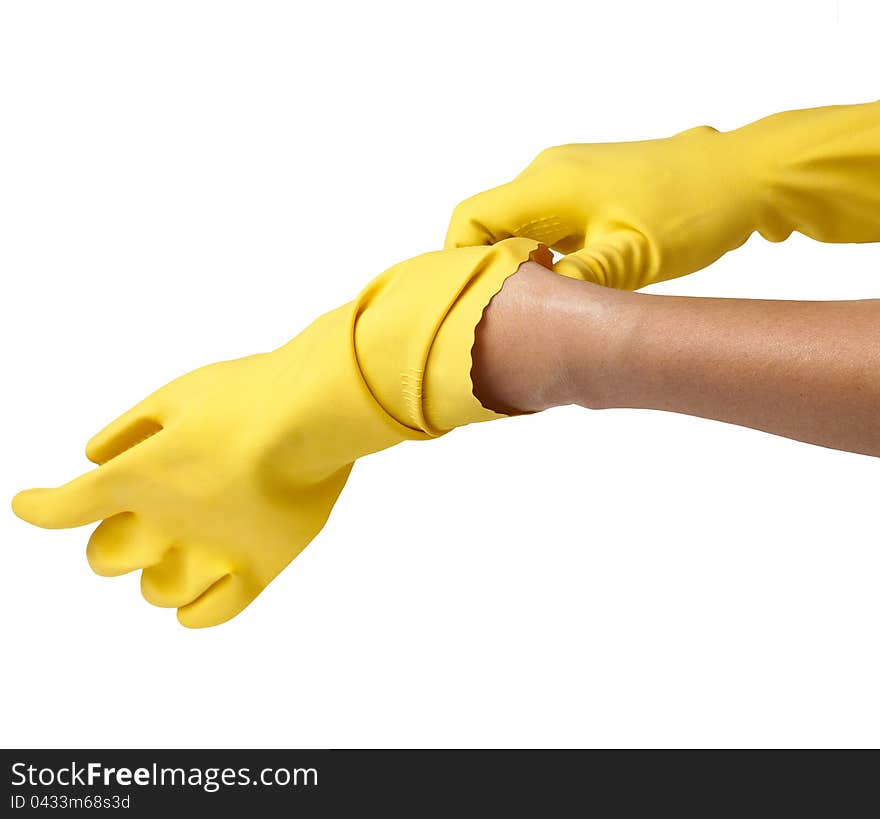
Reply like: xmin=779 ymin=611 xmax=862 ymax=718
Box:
xmin=446 ymin=100 xmax=880 ymax=289
xmin=12 ymin=239 xmax=551 ymax=627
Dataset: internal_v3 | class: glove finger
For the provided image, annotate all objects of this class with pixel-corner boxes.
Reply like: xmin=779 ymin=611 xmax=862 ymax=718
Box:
xmin=12 ymin=433 xmax=159 ymax=529
xmin=446 ymin=177 xmax=574 ymax=249
xmin=445 ymin=185 xmax=515 ymax=248
xmin=176 ymin=572 xmax=262 ymax=629
xmin=85 ymin=395 xmax=166 ymax=466
xmin=554 ymin=229 xmax=652 ymax=290
xmin=86 ymin=513 xmax=168 ymax=577
xmin=140 ymin=545 xmax=230 ymax=609
xmin=12 ymin=459 xmax=132 ymax=530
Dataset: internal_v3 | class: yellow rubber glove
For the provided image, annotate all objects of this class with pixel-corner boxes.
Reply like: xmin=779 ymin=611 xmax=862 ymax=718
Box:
xmin=12 ymin=239 xmax=551 ymax=628
xmin=446 ymin=100 xmax=880 ymax=289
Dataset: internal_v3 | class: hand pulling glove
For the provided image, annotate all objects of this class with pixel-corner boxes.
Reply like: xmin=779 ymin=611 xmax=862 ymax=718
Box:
xmin=13 ymin=239 xmax=551 ymax=627
xmin=446 ymin=100 xmax=880 ymax=289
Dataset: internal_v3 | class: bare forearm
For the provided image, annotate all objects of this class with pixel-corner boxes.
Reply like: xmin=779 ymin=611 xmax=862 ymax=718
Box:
xmin=473 ymin=262 xmax=880 ymax=457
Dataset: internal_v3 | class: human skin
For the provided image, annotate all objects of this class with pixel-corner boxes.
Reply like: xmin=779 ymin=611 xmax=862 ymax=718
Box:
xmin=472 ymin=261 xmax=880 ymax=458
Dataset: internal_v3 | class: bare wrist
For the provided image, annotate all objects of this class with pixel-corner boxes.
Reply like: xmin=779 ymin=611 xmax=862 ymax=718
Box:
xmin=471 ymin=261 xmax=639 ymax=415
xmin=560 ymin=281 xmax=643 ymax=411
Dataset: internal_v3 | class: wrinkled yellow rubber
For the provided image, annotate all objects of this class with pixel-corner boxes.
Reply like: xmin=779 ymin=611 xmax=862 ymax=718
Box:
xmin=446 ymin=100 xmax=880 ymax=289
xmin=12 ymin=238 xmax=550 ymax=628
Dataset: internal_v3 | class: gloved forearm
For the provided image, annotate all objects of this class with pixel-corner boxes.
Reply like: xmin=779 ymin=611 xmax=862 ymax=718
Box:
xmin=472 ymin=264 xmax=880 ymax=457
xmin=446 ymin=99 xmax=880 ymax=289
xmin=726 ymin=99 xmax=880 ymax=244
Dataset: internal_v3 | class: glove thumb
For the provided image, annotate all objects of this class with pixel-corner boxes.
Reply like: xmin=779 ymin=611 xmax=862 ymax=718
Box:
xmin=554 ymin=228 xmax=654 ymax=290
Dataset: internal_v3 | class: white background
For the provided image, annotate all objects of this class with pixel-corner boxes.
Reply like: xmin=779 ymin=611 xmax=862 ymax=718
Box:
xmin=1 ymin=0 xmax=878 ymax=749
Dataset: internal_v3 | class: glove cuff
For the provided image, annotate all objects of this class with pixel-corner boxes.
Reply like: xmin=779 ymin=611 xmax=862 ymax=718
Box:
xmin=354 ymin=239 xmax=551 ymax=438
xmin=422 ymin=241 xmax=552 ymax=433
